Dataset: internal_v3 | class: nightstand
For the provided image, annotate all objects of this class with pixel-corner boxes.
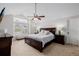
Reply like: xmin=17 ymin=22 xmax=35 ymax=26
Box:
xmin=54 ymin=35 xmax=65 ymax=45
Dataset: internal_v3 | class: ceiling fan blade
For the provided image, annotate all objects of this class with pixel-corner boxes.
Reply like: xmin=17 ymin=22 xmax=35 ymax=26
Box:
xmin=38 ymin=17 xmax=41 ymax=20
xmin=39 ymin=16 xmax=45 ymax=17
xmin=32 ymin=18 xmax=34 ymax=20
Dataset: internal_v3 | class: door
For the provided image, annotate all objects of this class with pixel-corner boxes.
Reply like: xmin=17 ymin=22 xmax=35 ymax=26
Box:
xmin=68 ymin=17 xmax=79 ymax=45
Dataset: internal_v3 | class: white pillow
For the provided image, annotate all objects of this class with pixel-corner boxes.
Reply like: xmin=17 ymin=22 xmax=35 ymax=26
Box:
xmin=39 ymin=30 xmax=50 ymax=35
xmin=44 ymin=30 xmax=51 ymax=35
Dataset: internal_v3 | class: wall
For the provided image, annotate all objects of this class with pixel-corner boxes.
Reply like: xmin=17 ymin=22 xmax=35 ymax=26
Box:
xmin=0 ymin=15 xmax=13 ymax=35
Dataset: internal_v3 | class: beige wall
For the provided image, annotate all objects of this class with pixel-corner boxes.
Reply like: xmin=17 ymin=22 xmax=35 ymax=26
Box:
xmin=0 ymin=15 xmax=13 ymax=35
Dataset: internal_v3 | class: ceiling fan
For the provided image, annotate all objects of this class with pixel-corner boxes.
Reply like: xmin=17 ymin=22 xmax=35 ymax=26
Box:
xmin=28 ymin=3 xmax=45 ymax=20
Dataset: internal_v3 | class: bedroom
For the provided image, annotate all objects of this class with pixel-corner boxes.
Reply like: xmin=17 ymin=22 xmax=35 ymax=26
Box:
xmin=0 ymin=3 xmax=79 ymax=56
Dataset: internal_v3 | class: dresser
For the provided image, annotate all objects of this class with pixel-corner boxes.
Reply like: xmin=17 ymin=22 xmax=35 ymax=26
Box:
xmin=0 ymin=34 xmax=13 ymax=56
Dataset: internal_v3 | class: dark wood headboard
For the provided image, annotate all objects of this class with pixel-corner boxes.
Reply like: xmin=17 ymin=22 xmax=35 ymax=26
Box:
xmin=40 ymin=28 xmax=56 ymax=34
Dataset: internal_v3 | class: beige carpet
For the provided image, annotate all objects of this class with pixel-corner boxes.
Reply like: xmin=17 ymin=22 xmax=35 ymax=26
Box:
xmin=11 ymin=39 xmax=79 ymax=56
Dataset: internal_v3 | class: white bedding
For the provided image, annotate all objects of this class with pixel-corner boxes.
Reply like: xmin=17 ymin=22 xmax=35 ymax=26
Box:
xmin=26 ymin=31 xmax=54 ymax=47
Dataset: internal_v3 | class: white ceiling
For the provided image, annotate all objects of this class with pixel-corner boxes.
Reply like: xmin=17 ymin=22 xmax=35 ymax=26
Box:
xmin=0 ymin=3 xmax=79 ymax=20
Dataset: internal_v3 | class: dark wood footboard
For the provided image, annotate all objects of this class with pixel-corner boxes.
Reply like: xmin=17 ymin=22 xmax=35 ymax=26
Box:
xmin=25 ymin=38 xmax=43 ymax=52
xmin=25 ymin=38 xmax=55 ymax=52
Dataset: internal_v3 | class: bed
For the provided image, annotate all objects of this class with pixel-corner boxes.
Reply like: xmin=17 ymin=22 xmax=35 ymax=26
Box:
xmin=25 ymin=28 xmax=56 ymax=52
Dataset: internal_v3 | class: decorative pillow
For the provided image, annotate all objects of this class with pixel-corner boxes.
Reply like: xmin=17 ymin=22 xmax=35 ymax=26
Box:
xmin=39 ymin=30 xmax=50 ymax=35
xmin=44 ymin=30 xmax=51 ymax=35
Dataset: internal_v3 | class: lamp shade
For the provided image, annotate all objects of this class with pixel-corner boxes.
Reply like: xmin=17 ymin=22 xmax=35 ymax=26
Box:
xmin=57 ymin=24 xmax=64 ymax=31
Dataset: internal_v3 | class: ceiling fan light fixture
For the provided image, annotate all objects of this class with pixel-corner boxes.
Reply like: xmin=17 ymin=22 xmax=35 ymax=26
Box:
xmin=32 ymin=3 xmax=45 ymax=20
